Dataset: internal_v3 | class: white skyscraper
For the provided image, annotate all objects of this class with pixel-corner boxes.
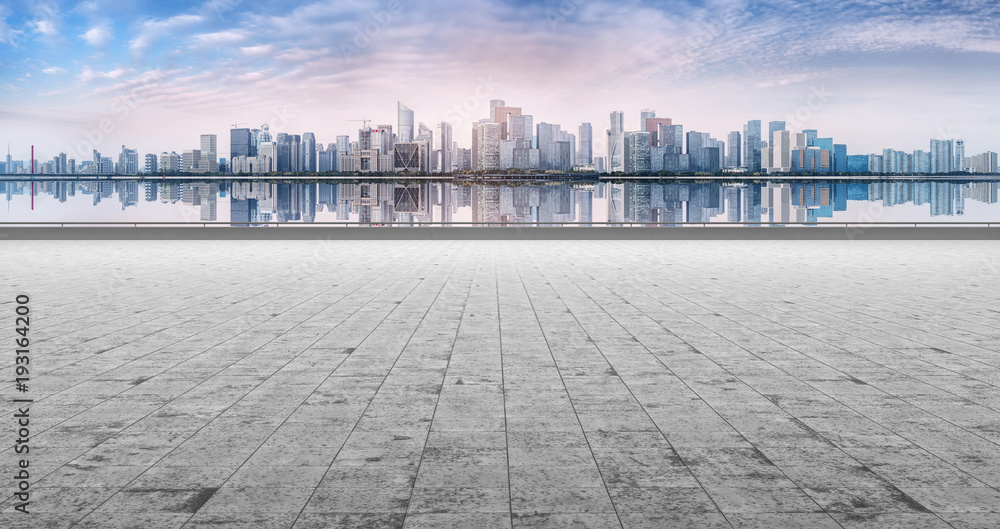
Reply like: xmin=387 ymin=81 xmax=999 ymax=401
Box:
xmin=607 ymin=111 xmax=624 ymax=172
xmin=398 ymin=102 xmax=414 ymax=143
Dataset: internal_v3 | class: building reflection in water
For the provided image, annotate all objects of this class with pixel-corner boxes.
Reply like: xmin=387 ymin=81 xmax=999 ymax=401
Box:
xmin=0 ymin=179 xmax=997 ymax=225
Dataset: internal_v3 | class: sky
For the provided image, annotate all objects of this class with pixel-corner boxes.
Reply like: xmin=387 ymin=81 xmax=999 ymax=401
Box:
xmin=1 ymin=0 xmax=999 ymax=163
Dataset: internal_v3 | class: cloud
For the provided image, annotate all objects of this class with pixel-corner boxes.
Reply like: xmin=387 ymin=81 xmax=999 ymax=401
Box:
xmin=32 ymin=19 xmax=58 ymax=37
xmin=129 ymin=14 xmax=204 ymax=56
xmin=275 ymin=47 xmax=330 ymax=62
xmin=42 ymin=66 xmax=66 ymax=74
xmin=192 ymin=29 xmax=246 ymax=46
xmin=234 ymin=70 xmax=271 ymax=82
xmin=241 ymin=44 xmax=275 ymax=56
xmin=79 ymin=66 xmax=133 ymax=83
xmin=81 ymin=22 xmax=112 ymax=46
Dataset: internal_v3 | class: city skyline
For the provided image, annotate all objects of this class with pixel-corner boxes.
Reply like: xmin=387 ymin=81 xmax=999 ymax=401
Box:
xmin=3 ymin=103 xmax=998 ymax=176
xmin=1 ymin=0 xmax=999 ymax=161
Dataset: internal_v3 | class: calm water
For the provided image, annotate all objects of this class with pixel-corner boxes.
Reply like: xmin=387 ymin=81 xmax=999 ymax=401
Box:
xmin=1 ymin=179 xmax=998 ymax=226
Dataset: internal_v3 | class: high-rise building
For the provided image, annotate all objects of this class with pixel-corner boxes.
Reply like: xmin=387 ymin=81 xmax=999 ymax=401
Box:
xmin=930 ymin=139 xmax=954 ymax=174
xmin=373 ymin=125 xmax=393 ymax=155
xmin=489 ymin=99 xmax=506 ymax=121
xmin=770 ymin=130 xmax=792 ymax=173
xmin=416 ymin=123 xmax=433 ymax=151
xmin=847 ymin=154 xmax=869 ymax=173
xmin=686 ymin=131 xmax=712 ymax=172
xmin=743 ymin=120 xmax=762 ymax=172
xmin=726 ymin=131 xmax=741 ymax=168
xmin=159 ymin=152 xmax=180 ymax=172
xmin=510 ymin=115 xmax=533 ymax=143
xmin=143 ymin=153 xmax=158 ymax=173
xmin=967 ymin=151 xmax=998 ymax=174
xmin=833 ymin=144 xmax=848 ymax=172
xmin=954 ymin=140 xmax=965 ymax=172
xmin=393 ymin=143 xmax=427 ymax=172
xmin=578 ymin=123 xmax=593 ymax=165
xmin=624 ymin=131 xmax=652 ymax=173
xmin=230 ymin=128 xmax=252 ymax=163
xmin=472 ymin=121 xmax=500 ymax=171
xmin=116 ymin=146 xmax=138 ymax=175
xmin=644 ymin=117 xmax=672 ymax=146
xmin=640 ymin=109 xmax=656 ymax=131
xmin=258 ymin=142 xmax=276 ymax=172
xmin=537 ymin=122 xmax=561 ymax=170
xmin=768 ymin=121 xmax=786 ymax=144
xmin=607 ymin=111 xmax=624 ymax=172
xmin=200 ymin=134 xmax=218 ymax=173
xmin=803 ymin=129 xmax=818 ymax=146
xmin=302 ymin=132 xmax=316 ymax=172
xmin=182 ymin=149 xmax=201 ymax=172
xmin=438 ymin=122 xmax=453 ymax=173
xmin=398 ymin=102 xmax=414 ymax=143
xmin=317 ymin=144 xmax=338 ymax=172
xmin=493 ymin=106 xmax=522 ymax=140
xmin=336 ymin=135 xmax=350 ymax=154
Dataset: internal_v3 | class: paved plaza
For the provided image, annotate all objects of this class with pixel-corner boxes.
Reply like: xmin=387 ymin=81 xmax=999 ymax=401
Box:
xmin=2 ymin=239 xmax=1000 ymax=528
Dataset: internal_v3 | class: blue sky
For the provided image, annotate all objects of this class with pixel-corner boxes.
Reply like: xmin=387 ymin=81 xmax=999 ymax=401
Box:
xmin=1 ymin=0 xmax=998 ymax=162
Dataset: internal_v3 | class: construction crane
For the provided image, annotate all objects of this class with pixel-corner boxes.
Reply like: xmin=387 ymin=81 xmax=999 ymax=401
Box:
xmin=230 ymin=122 xmax=249 ymax=128
xmin=347 ymin=118 xmax=373 ymax=129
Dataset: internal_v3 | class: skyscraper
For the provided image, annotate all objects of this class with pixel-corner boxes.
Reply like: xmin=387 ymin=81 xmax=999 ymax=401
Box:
xmin=509 ymin=115 xmax=533 ymax=144
xmin=624 ymin=132 xmax=652 ymax=173
xmin=200 ymin=134 xmax=218 ymax=173
xmin=833 ymin=144 xmax=848 ymax=173
xmin=118 ymin=146 xmax=139 ymax=175
xmin=230 ymin=128 xmax=252 ymax=161
xmin=472 ymin=121 xmax=500 ymax=171
xmin=930 ymin=139 xmax=954 ymax=174
xmin=536 ymin=123 xmax=561 ymax=170
xmin=743 ymin=120 xmax=762 ymax=172
xmin=644 ymin=117 xmax=673 ymax=146
xmin=640 ymin=109 xmax=656 ymax=131
xmin=493 ymin=106 xmax=521 ymax=140
xmin=398 ymin=102 xmax=414 ymax=143
xmin=336 ymin=135 xmax=350 ymax=154
xmin=438 ymin=122 xmax=453 ymax=172
xmin=489 ymin=99 xmax=506 ymax=121
xmin=607 ymin=111 xmax=624 ymax=172
xmin=955 ymin=140 xmax=965 ymax=172
xmin=302 ymin=132 xmax=316 ymax=172
xmin=768 ymin=121 xmax=786 ymax=144
xmin=726 ymin=131 xmax=741 ymax=168
xmin=578 ymin=123 xmax=593 ymax=165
